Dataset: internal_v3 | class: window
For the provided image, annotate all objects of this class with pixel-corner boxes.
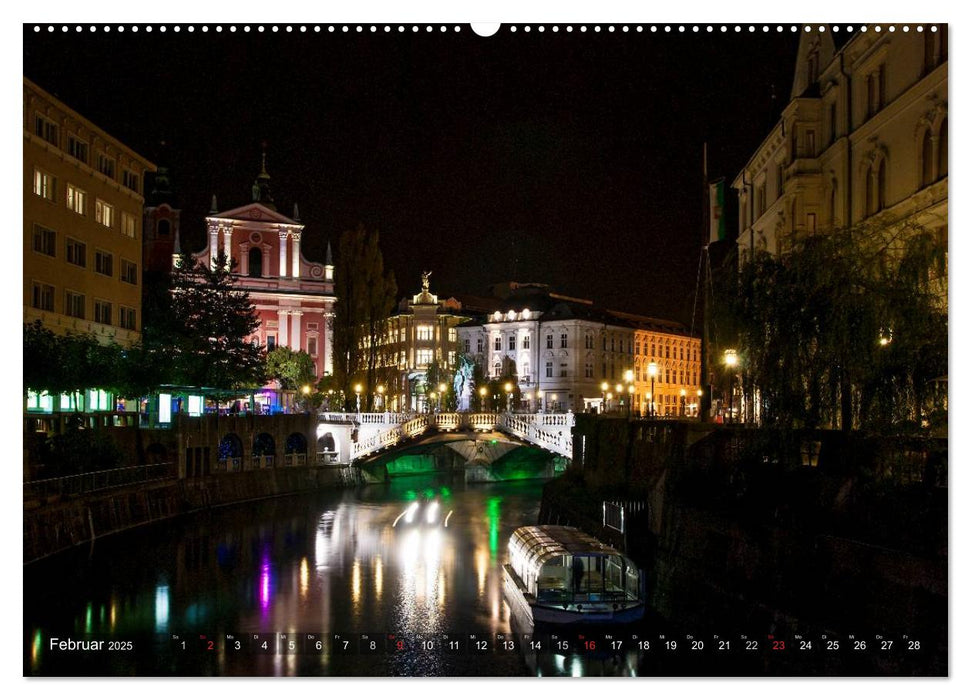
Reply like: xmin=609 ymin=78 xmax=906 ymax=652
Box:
xmin=546 ymin=334 xmax=553 ymax=349
xmin=545 ymin=361 xmax=553 ymax=378
xmin=121 ymin=259 xmax=137 ymax=284
xmin=417 ymin=325 xmax=434 ymax=341
xmin=665 ymin=346 xmax=671 ymax=359
xmin=756 ymin=183 xmax=766 ymax=216
xmin=448 ymin=328 xmax=457 ymax=342
xmin=494 ymin=361 xmax=502 ymax=377
xmin=477 ymin=338 xmax=484 ymax=353
xmin=523 ymin=335 xmax=530 ymax=349
xmin=66 ymin=238 xmax=86 ymax=267
xmin=308 ymin=337 xmax=318 ymax=356
xmin=866 ymin=66 xmax=885 ymax=118
xmin=33 ymin=169 xmax=55 ymax=200
xmin=585 ymin=363 xmax=593 ymax=378
xmin=67 ymin=184 xmax=86 ymax=215
xmin=417 ymin=348 xmax=433 ymax=366
xmin=448 ymin=351 xmax=456 ymax=366
xmin=560 ymin=333 xmax=568 ymax=348
xmin=586 ymin=335 xmax=593 ymax=349
xmin=560 ymin=363 xmax=568 ymax=378
xmin=122 ymin=170 xmax=140 ymax=192
xmin=121 ymin=212 xmax=136 ymax=238
xmin=807 ymin=212 xmax=817 ymax=233
xmin=807 ymin=130 xmax=816 ymax=157
xmin=94 ymin=299 xmax=113 ymax=325
xmin=248 ymin=247 xmax=263 ymax=277
xmin=65 ymin=291 xmax=85 ymax=319
xmin=31 ymin=282 xmax=54 ymax=311
xmin=32 ymin=225 xmax=56 ymax=257
xmin=97 ymin=153 xmax=115 ymax=178
xmin=95 ymin=250 xmax=113 ymax=277
xmin=67 ymin=136 xmax=88 ymax=163
xmin=267 ymin=335 xmax=276 ymax=351
xmin=157 ymin=220 xmax=170 ymax=237
xmin=494 ymin=336 xmax=502 ymax=351
xmin=95 ymin=200 xmax=114 ymax=228
xmin=119 ymin=307 xmax=136 ymax=330
xmin=34 ymin=115 xmax=58 ymax=146
xmin=508 ymin=335 xmax=516 ymax=351
xmin=463 ymin=338 xmax=470 ymax=353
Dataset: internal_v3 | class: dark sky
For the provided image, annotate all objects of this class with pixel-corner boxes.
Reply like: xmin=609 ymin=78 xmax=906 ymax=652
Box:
xmin=23 ymin=25 xmax=799 ymax=324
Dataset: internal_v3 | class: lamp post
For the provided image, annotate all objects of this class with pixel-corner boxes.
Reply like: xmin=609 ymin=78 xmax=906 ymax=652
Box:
xmin=478 ymin=386 xmax=487 ymax=412
xmin=438 ymin=383 xmax=447 ymax=412
xmin=723 ymin=349 xmax=738 ymax=424
xmin=647 ymin=361 xmax=658 ymax=417
xmin=600 ymin=381 xmax=609 ymax=413
xmin=696 ymin=388 xmax=703 ymax=419
xmin=377 ymin=384 xmax=385 ymax=412
xmin=627 ymin=384 xmax=635 ymax=418
xmin=504 ymin=382 xmax=513 ymax=412
xmin=429 ymin=392 xmax=437 ymax=413
xmin=354 ymin=383 xmax=363 ymax=413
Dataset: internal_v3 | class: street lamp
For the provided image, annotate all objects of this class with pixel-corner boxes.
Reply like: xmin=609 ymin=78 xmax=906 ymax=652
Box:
xmin=647 ymin=361 xmax=658 ymax=417
xmin=354 ymin=383 xmax=363 ymax=413
xmin=377 ymin=384 xmax=385 ymax=411
xmin=504 ymin=382 xmax=513 ymax=412
xmin=723 ymin=349 xmax=738 ymax=424
xmin=478 ymin=386 xmax=487 ymax=412
xmin=551 ymin=393 xmax=558 ymax=412
xmin=627 ymin=384 xmax=635 ymax=418
xmin=696 ymin=388 xmax=703 ymax=419
xmin=600 ymin=381 xmax=609 ymax=413
xmin=429 ymin=391 xmax=437 ymax=412
xmin=438 ymin=382 xmax=447 ymax=412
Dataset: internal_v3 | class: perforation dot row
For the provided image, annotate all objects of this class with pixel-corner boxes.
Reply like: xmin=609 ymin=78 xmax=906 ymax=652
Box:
xmin=31 ymin=24 xmax=941 ymax=34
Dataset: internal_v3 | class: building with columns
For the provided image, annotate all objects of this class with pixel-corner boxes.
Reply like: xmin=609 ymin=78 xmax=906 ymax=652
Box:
xmin=186 ymin=157 xmax=336 ymax=382
xmin=733 ymin=26 xmax=947 ymax=263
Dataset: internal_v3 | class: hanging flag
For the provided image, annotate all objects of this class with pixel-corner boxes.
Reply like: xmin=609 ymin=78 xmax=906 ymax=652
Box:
xmin=709 ymin=179 xmax=726 ymax=244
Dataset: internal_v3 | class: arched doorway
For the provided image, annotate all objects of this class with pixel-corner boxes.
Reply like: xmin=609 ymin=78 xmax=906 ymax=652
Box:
xmin=253 ymin=433 xmax=276 ymax=468
xmin=218 ymin=433 xmax=244 ymax=472
xmin=316 ymin=432 xmax=338 ymax=464
xmin=285 ymin=432 xmax=308 ymax=466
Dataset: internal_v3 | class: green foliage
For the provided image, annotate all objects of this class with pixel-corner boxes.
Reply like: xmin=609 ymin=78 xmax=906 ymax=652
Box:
xmin=265 ymin=346 xmax=317 ymax=390
xmin=23 ymin=321 xmax=129 ymax=400
xmin=36 ymin=420 xmax=125 ymax=475
xmin=168 ymin=252 xmax=266 ymax=390
xmin=332 ymin=225 xmax=397 ymax=410
xmin=729 ymin=221 xmax=947 ymax=433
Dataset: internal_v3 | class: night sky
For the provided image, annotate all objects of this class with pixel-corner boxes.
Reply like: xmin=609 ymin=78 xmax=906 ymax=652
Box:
xmin=23 ymin=24 xmax=799 ymax=324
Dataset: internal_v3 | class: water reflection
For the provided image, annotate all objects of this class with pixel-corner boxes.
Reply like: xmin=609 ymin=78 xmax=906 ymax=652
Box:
xmin=20 ymin=479 xmax=663 ymax=677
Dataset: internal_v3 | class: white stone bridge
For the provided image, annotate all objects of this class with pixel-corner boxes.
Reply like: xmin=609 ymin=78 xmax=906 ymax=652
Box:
xmin=314 ymin=411 xmax=575 ymax=465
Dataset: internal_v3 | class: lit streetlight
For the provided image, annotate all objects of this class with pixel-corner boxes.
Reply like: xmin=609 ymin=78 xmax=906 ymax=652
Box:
xmin=504 ymin=381 xmax=513 ymax=412
xmin=723 ymin=349 xmax=738 ymax=424
xmin=647 ymin=361 xmax=658 ymax=417
xmin=478 ymin=386 xmax=487 ymax=412
xmin=438 ymin=383 xmax=447 ymax=412
xmin=600 ymin=381 xmax=609 ymax=414
xmin=377 ymin=384 xmax=385 ymax=411
xmin=627 ymin=383 xmax=635 ymax=418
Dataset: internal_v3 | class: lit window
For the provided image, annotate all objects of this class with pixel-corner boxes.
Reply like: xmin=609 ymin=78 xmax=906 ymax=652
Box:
xmin=32 ymin=225 xmax=56 ymax=257
xmin=121 ymin=212 xmax=136 ymax=238
xmin=448 ymin=328 xmax=457 ymax=342
xmin=523 ymin=335 xmax=530 ymax=349
xmin=308 ymin=337 xmax=318 ymax=356
xmin=95 ymin=199 xmax=114 ymax=228
xmin=94 ymin=299 xmax=113 ymax=325
xmin=95 ymin=250 xmax=114 ymax=277
xmin=417 ymin=349 xmax=433 ymax=367
xmin=66 ymin=238 xmax=86 ymax=268
xmin=417 ymin=325 xmax=434 ymax=341
xmin=65 ymin=291 xmax=85 ymax=319
xmin=31 ymin=282 xmax=54 ymax=311
xmin=33 ymin=169 xmax=55 ymax=201
xmin=67 ymin=184 xmax=86 ymax=215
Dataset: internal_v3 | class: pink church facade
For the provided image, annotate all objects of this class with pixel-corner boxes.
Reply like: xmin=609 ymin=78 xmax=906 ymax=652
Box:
xmin=190 ymin=201 xmax=335 ymax=381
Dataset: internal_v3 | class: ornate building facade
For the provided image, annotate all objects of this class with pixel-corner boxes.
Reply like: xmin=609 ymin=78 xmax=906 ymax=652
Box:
xmin=733 ymin=27 xmax=947 ymax=262
xmin=186 ymin=157 xmax=336 ymax=381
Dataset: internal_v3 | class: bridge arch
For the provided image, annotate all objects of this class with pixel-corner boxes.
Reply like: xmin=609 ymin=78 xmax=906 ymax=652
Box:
xmin=218 ymin=433 xmax=244 ymax=459
xmin=253 ymin=432 xmax=276 ymax=456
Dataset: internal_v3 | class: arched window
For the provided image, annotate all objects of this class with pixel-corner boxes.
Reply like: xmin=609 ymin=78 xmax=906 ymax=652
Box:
xmin=494 ymin=361 xmax=501 ymax=377
xmin=248 ymin=247 xmax=263 ymax=277
xmin=938 ymin=119 xmax=948 ymax=178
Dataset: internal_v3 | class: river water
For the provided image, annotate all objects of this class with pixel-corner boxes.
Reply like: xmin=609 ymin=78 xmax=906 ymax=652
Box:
xmin=28 ymin=475 xmax=703 ymax=677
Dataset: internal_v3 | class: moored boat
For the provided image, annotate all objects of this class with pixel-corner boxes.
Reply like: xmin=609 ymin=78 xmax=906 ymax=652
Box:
xmin=502 ymin=524 xmax=645 ymax=625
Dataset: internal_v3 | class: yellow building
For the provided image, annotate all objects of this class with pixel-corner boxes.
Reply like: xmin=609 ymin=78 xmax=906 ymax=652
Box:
xmin=24 ymin=77 xmax=155 ymax=347
xmin=620 ymin=315 xmax=702 ymax=418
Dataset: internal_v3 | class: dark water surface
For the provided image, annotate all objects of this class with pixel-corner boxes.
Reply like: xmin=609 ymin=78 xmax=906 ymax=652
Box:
xmin=25 ymin=476 xmax=671 ymax=677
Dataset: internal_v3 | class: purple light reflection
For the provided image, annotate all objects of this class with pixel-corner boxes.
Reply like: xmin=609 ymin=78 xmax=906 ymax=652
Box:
xmin=259 ymin=552 xmax=272 ymax=616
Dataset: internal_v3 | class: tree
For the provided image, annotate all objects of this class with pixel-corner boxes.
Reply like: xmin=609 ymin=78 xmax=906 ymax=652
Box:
xmin=728 ymin=220 xmax=947 ymax=433
xmin=168 ymin=252 xmax=265 ymax=389
xmin=332 ymin=225 xmax=397 ymax=410
xmin=265 ymin=347 xmax=317 ymax=390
